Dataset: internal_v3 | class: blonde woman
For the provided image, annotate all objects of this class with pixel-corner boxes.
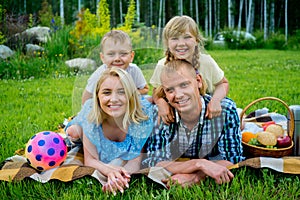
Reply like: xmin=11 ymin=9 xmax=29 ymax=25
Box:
xmin=65 ymin=67 xmax=153 ymax=195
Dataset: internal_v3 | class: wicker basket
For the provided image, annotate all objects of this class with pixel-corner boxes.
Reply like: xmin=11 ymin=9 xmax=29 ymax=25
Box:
xmin=240 ymin=97 xmax=295 ymax=158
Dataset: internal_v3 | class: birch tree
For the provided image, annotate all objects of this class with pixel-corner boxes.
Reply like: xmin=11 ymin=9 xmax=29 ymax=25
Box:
xmin=228 ymin=0 xmax=232 ymax=28
xmin=237 ymin=0 xmax=244 ymax=32
xmin=209 ymin=0 xmax=212 ymax=38
xmin=60 ymin=0 xmax=64 ymax=26
xmin=178 ymin=0 xmax=183 ymax=16
xmin=264 ymin=0 xmax=268 ymax=40
xmin=285 ymin=0 xmax=288 ymax=42
xmin=270 ymin=0 xmax=275 ymax=34
xmin=246 ymin=0 xmax=252 ymax=33
xmin=136 ymin=0 xmax=140 ymax=23
xmin=119 ymin=0 xmax=123 ymax=24
xmin=157 ymin=0 xmax=163 ymax=48
xmin=195 ymin=0 xmax=199 ymax=24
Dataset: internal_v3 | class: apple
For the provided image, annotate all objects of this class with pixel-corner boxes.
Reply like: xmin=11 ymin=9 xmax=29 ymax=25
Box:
xmin=276 ymin=135 xmax=292 ymax=148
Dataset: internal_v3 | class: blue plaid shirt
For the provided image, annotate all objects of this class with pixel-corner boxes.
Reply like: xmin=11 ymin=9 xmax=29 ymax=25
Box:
xmin=143 ymin=95 xmax=245 ymax=167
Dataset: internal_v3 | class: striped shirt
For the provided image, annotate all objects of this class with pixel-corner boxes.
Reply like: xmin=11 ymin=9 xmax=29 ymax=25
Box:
xmin=143 ymin=95 xmax=245 ymax=167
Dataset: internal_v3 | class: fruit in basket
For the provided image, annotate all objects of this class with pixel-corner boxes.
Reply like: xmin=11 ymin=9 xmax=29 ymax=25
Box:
xmin=265 ymin=124 xmax=284 ymax=138
xmin=262 ymin=121 xmax=276 ymax=131
xmin=277 ymin=135 xmax=292 ymax=148
xmin=256 ymin=131 xmax=277 ymax=146
xmin=242 ymin=132 xmax=257 ymax=143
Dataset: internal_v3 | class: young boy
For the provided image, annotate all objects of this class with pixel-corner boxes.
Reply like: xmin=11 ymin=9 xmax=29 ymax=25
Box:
xmin=81 ymin=30 xmax=149 ymax=104
xmin=69 ymin=30 xmax=149 ymax=140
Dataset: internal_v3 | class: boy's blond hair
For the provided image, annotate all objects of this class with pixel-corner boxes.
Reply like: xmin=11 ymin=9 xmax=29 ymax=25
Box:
xmin=100 ymin=30 xmax=132 ymax=52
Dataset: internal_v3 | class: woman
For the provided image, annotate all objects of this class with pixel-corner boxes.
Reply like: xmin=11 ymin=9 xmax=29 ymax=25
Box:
xmin=65 ymin=67 xmax=153 ymax=195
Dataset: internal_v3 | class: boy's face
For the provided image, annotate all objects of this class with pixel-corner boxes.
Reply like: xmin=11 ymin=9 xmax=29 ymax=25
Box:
xmin=100 ymin=39 xmax=134 ymax=70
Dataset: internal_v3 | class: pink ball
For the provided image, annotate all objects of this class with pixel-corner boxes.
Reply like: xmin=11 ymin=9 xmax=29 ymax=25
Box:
xmin=25 ymin=131 xmax=67 ymax=171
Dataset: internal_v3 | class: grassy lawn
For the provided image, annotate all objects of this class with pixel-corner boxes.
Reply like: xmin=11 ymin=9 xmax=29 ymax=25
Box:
xmin=0 ymin=50 xmax=300 ymax=199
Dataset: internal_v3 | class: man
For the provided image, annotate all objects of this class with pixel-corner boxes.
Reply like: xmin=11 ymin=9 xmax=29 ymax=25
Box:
xmin=143 ymin=59 xmax=244 ymax=187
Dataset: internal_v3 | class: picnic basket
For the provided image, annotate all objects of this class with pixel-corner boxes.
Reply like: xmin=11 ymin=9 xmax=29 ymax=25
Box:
xmin=240 ymin=97 xmax=295 ymax=158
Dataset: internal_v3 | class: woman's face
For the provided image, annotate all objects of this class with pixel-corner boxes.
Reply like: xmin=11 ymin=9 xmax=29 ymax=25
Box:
xmin=97 ymin=76 xmax=127 ymax=120
xmin=167 ymin=30 xmax=197 ymax=62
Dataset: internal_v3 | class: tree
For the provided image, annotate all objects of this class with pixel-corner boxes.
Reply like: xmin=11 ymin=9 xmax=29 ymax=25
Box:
xmin=285 ymin=0 xmax=288 ymax=42
xmin=237 ymin=0 xmax=244 ymax=32
xmin=264 ymin=0 xmax=268 ymax=40
xmin=60 ymin=0 xmax=64 ymax=26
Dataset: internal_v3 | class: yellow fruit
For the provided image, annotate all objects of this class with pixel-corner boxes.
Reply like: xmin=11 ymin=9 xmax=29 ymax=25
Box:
xmin=242 ymin=132 xmax=257 ymax=143
xmin=257 ymin=131 xmax=277 ymax=146
xmin=265 ymin=124 xmax=284 ymax=138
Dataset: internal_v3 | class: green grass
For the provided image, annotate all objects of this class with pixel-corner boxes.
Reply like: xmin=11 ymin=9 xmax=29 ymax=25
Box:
xmin=0 ymin=50 xmax=300 ymax=199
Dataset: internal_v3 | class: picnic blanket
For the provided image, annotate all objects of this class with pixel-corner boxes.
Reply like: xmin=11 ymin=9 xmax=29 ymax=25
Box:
xmin=1 ymin=143 xmax=300 ymax=187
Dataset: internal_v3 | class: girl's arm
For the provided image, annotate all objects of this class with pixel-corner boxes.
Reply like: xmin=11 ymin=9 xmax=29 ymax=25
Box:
xmin=206 ymin=77 xmax=229 ymax=119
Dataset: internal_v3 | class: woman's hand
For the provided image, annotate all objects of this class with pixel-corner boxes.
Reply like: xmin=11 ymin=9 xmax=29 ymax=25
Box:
xmin=102 ymin=165 xmax=131 ymax=195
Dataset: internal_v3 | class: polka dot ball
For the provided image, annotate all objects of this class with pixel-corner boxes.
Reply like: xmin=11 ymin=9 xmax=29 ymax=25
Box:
xmin=25 ymin=131 xmax=67 ymax=171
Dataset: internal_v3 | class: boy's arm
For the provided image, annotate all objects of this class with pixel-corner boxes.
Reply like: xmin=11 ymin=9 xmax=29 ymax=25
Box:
xmin=82 ymin=89 xmax=93 ymax=105
xmin=138 ymin=84 xmax=149 ymax=95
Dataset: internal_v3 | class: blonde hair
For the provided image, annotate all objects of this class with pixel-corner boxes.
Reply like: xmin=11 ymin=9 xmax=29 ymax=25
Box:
xmin=163 ymin=15 xmax=205 ymax=71
xmin=100 ymin=30 xmax=132 ymax=51
xmin=157 ymin=59 xmax=207 ymax=98
xmin=88 ymin=67 xmax=148 ymax=128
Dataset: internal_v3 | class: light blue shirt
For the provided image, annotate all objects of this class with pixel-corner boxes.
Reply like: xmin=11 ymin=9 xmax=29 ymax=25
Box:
xmin=66 ymin=97 xmax=153 ymax=163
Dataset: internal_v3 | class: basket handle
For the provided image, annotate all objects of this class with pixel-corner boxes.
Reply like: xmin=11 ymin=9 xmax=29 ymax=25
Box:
xmin=240 ymin=97 xmax=295 ymax=139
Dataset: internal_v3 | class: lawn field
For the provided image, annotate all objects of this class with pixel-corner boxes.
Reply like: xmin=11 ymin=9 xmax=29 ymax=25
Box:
xmin=0 ymin=50 xmax=300 ymax=199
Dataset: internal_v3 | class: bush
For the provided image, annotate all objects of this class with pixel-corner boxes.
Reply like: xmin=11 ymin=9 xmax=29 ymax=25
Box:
xmin=264 ymin=32 xmax=287 ymax=50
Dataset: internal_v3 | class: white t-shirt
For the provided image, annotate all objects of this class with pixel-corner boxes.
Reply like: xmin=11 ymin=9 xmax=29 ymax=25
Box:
xmin=150 ymin=54 xmax=224 ymax=94
xmin=85 ymin=63 xmax=147 ymax=93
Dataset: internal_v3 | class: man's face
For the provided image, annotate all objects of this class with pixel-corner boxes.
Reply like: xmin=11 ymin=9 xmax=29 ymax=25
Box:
xmin=100 ymin=39 xmax=134 ymax=70
xmin=161 ymin=67 xmax=202 ymax=115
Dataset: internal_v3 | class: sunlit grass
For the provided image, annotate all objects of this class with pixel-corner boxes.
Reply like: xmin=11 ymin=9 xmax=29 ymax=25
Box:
xmin=0 ymin=50 xmax=300 ymax=199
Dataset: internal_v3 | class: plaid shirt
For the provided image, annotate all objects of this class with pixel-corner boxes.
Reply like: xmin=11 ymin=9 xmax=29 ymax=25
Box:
xmin=143 ymin=95 xmax=245 ymax=167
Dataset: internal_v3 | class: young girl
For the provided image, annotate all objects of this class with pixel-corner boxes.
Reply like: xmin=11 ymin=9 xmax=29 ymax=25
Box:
xmin=65 ymin=67 xmax=153 ymax=195
xmin=150 ymin=15 xmax=229 ymax=124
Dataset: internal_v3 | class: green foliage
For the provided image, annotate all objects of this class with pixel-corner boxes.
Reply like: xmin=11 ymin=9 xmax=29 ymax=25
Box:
xmin=96 ymin=0 xmax=110 ymax=32
xmin=265 ymin=32 xmax=287 ymax=50
xmin=123 ymin=0 xmax=136 ymax=31
xmin=0 ymin=4 xmax=6 ymax=44
xmin=38 ymin=0 xmax=61 ymax=27
xmin=287 ymin=30 xmax=300 ymax=50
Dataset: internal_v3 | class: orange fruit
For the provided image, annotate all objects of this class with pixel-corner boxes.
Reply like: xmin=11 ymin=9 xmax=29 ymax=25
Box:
xmin=242 ymin=131 xmax=257 ymax=143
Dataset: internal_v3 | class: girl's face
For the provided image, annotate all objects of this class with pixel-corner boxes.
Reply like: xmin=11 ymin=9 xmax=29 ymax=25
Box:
xmin=98 ymin=76 xmax=127 ymax=120
xmin=100 ymin=39 xmax=134 ymax=70
xmin=167 ymin=30 xmax=197 ymax=62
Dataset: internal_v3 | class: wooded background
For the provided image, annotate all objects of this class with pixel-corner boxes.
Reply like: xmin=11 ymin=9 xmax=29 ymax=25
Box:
xmin=1 ymin=0 xmax=299 ymax=39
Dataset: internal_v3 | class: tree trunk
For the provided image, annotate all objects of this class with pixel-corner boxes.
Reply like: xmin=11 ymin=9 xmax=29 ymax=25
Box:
xmin=228 ymin=0 xmax=231 ymax=28
xmin=209 ymin=0 xmax=212 ymax=38
xmin=120 ymin=0 xmax=123 ymax=24
xmin=205 ymin=0 xmax=208 ymax=37
xmin=195 ymin=0 xmax=199 ymax=24
xmin=136 ymin=0 xmax=140 ymax=23
xmin=238 ymin=0 xmax=244 ymax=32
xmin=264 ymin=0 xmax=268 ymax=40
xmin=190 ymin=0 xmax=193 ymax=17
xmin=246 ymin=0 xmax=252 ymax=33
xmin=178 ymin=0 xmax=183 ymax=16
xmin=270 ymin=0 xmax=275 ymax=34
xmin=157 ymin=0 xmax=163 ymax=48
xmin=60 ymin=0 xmax=64 ymax=26
xmin=285 ymin=0 xmax=288 ymax=42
